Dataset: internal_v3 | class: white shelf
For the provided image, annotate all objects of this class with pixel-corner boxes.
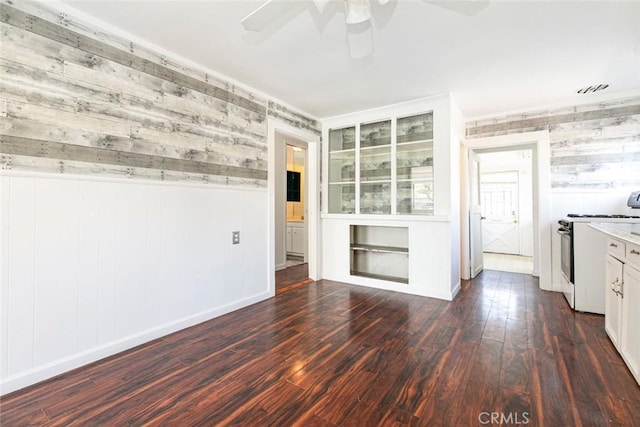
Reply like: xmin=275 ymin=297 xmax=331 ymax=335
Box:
xmin=360 ymin=145 xmax=391 ymax=154
xmin=397 ymin=139 xmax=433 ymax=147
xmin=397 ymin=178 xmax=432 ymax=182
xmin=360 ymin=179 xmax=391 ymax=184
xmin=329 ymin=148 xmax=356 ymax=158
xmin=350 ymin=243 xmax=408 ymax=254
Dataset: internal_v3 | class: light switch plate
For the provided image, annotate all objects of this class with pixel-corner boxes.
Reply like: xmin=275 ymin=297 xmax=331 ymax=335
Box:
xmin=232 ymin=231 xmax=240 ymax=244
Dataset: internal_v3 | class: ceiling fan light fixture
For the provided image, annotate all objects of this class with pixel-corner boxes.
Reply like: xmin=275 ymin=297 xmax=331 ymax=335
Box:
xmin=345 ymin=0 xmax=372 ymax=25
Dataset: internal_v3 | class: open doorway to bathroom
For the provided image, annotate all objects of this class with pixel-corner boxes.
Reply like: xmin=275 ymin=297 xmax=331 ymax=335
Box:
xmin=274 ymin=136 xmax=312 ymax=293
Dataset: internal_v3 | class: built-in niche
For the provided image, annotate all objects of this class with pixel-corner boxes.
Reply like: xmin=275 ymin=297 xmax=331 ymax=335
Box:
xmin=350 ymin=225 xmax=409 ymax=284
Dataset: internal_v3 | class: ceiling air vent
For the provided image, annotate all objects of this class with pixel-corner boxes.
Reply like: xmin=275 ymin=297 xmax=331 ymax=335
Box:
xmin=576 ymin=84 xmax=609 ymax=94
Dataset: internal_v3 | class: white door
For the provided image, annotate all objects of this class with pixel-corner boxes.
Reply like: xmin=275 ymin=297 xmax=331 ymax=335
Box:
xmin=481 ymin=171 xmax=520 ymax=255
xmin=469 ymin=151 xmax=484 ymax=278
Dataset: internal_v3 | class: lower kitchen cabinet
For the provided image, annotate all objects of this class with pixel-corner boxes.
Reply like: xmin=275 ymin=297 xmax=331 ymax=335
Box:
xmin=605 ymin=255 xmax=623 ymax=349
xmin=603 ymin=236 xmax=640 ymax=385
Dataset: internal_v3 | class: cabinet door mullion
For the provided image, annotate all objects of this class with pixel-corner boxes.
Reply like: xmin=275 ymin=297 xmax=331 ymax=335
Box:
xmin=355 ymin=123 xmax=361 ymax=215
xmin=391 ymin=118 xmax=398 ymax=216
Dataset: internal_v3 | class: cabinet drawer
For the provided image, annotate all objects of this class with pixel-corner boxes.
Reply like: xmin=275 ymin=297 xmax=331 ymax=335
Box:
xmin=626 ymin=242 xmax=640 ymax=269
xmin=607 ymin=238 xmax=626 ymax=259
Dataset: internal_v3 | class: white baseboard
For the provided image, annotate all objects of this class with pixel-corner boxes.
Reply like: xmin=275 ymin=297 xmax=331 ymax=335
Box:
xmin=0 ymin=291 xmax=271 ymax=396
xmin=450 ymin=280 xmax=462 ymax=300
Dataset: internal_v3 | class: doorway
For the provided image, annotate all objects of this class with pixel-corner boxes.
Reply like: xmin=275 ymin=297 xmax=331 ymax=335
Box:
xmin=276 ymin=142 xmax=312 ymax=293
xmin=478 ymin=151 xmax=534 ymax=275
xmin=284 ymin=144 xmax=306 ymax=268
xmin=461 ymin=131 xmax=552 ymax=290
xmin=268 ymin=119 xmax=321 ymax=295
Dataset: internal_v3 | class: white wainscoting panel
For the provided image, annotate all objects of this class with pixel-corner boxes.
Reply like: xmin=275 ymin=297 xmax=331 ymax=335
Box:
xmin=0 ymin=172 xmax=270 ymax=395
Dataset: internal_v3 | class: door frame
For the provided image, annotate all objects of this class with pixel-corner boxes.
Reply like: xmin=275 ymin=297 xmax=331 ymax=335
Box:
xmin=461 ymin=130 xmax=552 ymax=290
xmin=285 ymin=140 xmax=308 ymax=263
xmin=267 ymin=119 xmax=321 ymax=295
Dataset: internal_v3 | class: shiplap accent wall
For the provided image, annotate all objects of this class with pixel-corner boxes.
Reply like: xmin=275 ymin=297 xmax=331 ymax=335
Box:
xmin=0 ymin=0 xmax=319 ymax=394
xmin=466 ymin=96 xmax=640 ymax=189
xmin=0 ymin=1 xmax=320 ymax=183
xmin=467 ymin=96 xmax=640 ymax=289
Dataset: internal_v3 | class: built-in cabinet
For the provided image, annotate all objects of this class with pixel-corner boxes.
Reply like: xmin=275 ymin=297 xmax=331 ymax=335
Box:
xmin=286 ymin=222 xmax=305 ymax=256
xmin=328 ymin=126 xmax=356 ymax=214
xmin=327 ymin=113 xmax=433 ymax=215
xmin=396 ymin=113 xmax=434 ymax=215
xmin=604 ymin=236 xmax=640 ymax=385
xmin=321 ymin=95 xmax=462 ymax=301
xmin=359 ymin=119 xmax=392 ymax=214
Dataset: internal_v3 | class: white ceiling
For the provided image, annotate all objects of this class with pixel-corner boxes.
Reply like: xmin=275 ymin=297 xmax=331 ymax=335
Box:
xmin=61 ymin=0 xmax=640 ymax=120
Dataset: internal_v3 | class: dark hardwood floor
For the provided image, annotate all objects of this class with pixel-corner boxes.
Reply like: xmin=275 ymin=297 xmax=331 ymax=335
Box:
xmin=275 ymin=262 xmax=310 ymax=294
xmin=2 ymin=270 xmax=639 ymax=426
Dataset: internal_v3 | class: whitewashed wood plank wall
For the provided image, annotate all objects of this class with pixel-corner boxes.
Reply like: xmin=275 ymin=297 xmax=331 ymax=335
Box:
xmin=0 ymin=1 xmax=320 ymax=186
xmin=466 ymin=97 xmax=640 ymax=189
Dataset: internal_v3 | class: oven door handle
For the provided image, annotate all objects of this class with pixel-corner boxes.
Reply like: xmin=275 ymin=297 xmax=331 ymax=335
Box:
xmin=557 ymin=229 xmax=570 ymax=235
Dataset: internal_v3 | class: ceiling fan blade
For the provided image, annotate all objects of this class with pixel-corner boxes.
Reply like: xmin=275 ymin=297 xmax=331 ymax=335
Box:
xmin=312 ymin=0 xmax=331 ymax=13
xmin=241 ymin=0 xmax=296 ymax=32
xmin=423 ymin=0 xmax=489 ymax=16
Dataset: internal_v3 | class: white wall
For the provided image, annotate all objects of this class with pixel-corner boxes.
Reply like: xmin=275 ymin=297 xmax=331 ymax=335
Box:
xmin=0 ymin=172 xmax=269 ymax=395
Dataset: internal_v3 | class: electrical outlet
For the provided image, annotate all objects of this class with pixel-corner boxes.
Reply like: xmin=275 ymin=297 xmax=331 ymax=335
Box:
xmin=232 ymin=231 xmax=240 ymax=245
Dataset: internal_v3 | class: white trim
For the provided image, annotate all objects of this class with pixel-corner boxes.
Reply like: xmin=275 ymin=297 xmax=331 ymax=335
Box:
xmin=462 ymin=131 xmax=553 ymax=290
xmin=0 ymin=169 xmax=267 ymax=192
xmin=321 ymin=93 xmax=451 ymax=123
xmin=0 ymin=176 xmax=9 ymax=380
xmin=321 ymin=213 xmax=451 ymax=222
xmin=466 ymin=91 xmax=640 ymax=122
xmin=267 ymin=120 xmax=321 ymax=287
xmin=0 ymin=291 xmax=270 ymax=396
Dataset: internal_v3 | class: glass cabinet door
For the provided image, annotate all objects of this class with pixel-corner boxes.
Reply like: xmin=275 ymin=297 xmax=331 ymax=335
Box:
xmin=360 ymin=119 xmax=391 ymax=214
xmin=396 ymin=112 xmax=434 ymax=215
xmin=328 ymin=126 xmax=356 ymax=213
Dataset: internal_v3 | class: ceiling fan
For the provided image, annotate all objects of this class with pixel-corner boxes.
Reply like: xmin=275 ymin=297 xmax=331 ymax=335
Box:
xmin=241 ymin=0 xmax=489 ymax=59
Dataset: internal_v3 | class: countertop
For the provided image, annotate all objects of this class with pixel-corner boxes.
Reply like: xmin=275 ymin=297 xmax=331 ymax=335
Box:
xmin=590 ymin=222 xmax=640 ymax=246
